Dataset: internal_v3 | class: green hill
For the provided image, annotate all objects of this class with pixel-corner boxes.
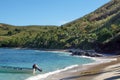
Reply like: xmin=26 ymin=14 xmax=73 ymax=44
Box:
xmin=61 ymin=0 xmax=120 ymax=53
xmin=0 ymin=0 xmax=120 ymax=54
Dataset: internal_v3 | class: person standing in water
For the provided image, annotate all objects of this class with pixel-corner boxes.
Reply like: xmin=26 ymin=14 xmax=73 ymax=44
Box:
xmin=32 ymin=64 xmax=42 ymax=74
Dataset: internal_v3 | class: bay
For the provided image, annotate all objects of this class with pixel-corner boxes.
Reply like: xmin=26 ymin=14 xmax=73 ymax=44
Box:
xmin=0 ymin=48 xmax=94 ymax=80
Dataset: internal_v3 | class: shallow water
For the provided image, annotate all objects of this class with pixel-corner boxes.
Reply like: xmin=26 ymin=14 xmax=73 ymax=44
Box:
xmin=0 ymin=48 xmax=94 ymax=80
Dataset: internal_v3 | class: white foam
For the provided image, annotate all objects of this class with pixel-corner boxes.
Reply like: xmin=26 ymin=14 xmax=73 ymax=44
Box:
xmin=75 ymin=55 xmax=117 ymax=63
xmin=81 ymin=56 xmax=117 ymax=65
xmin=25 ymin=65 xmax=78 ymax=80
xmin=34 ymin=50 xmax=71 ymax=54
xmin=48 ymin=51 xmax=72 ymax=54
xmin=25 ymin=55 xmax=117 ymax=80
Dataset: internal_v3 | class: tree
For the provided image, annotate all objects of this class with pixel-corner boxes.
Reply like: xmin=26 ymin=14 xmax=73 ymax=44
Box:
xmin=7 ymin=31 xmax=13 ymax=36
xmin=97 ymin=28 xmax=113 ymax=42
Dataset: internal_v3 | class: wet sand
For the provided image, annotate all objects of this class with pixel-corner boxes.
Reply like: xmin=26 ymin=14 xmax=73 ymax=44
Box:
xmin=44 ymin=56 xmax=120 ymax=80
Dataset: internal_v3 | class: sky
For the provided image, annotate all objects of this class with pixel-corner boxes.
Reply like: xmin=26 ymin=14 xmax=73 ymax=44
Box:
xmin=0 ymin=0 xmax=110 ymax=26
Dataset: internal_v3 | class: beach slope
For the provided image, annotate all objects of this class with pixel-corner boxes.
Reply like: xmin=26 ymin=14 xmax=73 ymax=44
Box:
xmin=44 ymin=56 xmax=120 ymax=80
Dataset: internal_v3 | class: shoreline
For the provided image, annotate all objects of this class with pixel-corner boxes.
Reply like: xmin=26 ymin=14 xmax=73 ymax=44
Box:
xmin=79 ymin=55 xmax=120 ymax=80
xmin=43 ymin=56 xmax=119 ymax=80
xmin=12 ymin=48 xmax=119 ymax=80
xmin=1 ymin=48 xmax=119 ymax=80
xmin=25 ymin=55 xmax=117 ymax=80
xmin=44 ymin=56 xmax=118 ymax=80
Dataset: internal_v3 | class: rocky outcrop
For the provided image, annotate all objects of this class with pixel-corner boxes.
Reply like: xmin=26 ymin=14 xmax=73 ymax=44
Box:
xmin=69 ymin=49 xmax=103 ymax=57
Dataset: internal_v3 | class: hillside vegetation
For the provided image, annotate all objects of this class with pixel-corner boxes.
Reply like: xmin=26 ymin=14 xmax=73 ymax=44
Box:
xmin=0 ymin=0 xmax=120 ymax=54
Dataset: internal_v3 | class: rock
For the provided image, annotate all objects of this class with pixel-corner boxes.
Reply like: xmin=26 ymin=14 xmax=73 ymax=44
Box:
xmin=69 ymin=49 xmax=103 ymax=57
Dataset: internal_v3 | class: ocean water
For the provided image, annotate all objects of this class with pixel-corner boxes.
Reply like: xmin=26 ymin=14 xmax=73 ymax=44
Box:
xmin=0 ymin=48 xmax=94 ymax=80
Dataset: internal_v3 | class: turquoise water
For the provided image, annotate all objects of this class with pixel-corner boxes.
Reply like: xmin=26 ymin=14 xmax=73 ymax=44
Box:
xmin=0 ymin=48 xmax=94 ymax=80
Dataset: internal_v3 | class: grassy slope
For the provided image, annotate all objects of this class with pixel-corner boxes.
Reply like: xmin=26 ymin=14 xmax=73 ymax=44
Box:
xmin=0 ymin=23 xmax=58 ymax=38
xmin=61 ymin=0 xmax=120 ymax=53
xmin=62 ymin=0 xmax=120 ymax=33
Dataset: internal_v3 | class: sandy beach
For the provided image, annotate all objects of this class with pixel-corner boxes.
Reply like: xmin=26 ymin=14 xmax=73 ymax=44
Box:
xmin=42 ymin=55 xmax=120 ymax=80
xmin=93 ymin=63 xmax=120 ymax=80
